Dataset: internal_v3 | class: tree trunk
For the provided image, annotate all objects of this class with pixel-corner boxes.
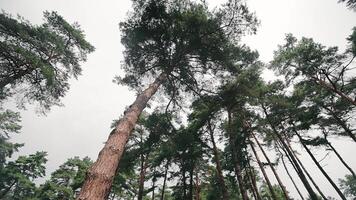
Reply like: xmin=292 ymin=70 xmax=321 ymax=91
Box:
xmin=261 ymin=104 xmax=318 ymax=200
xmin=77 ymin=72 xmax=167 ymax=200
xmin=311 ymin=76 xmax=356 ymax=106
xmin=182 ymin=169 xmax=188 ymax=200
xmin=279 ymin=153 xmax=305 ymax=200
xmin=138 ymin=155 xmax=149 ymax=200
xmin=326 ymin=138 xmax=356 ymax=178
xmin=295 ymin=132 xmax=347 ymax=200
xmin=207 ymin=120 xmax=230 ymax=200
xmin=189 ymin=166 xmax=194 ymax=200
xmin=152 ymin=179 xmax=155 ymax=200
xmin=322 ymin=105 xmax=356 ymax=142
xmin=160 ymin=160 xmax=169 ymax=200
xmin=227 ymin=111 xmax=249 ymax=200
xmin=247 ymin=163 xmax=262 ymax=200
xmin=251 ymin=132 xmax=290 ymax=200
xmin=194 ymin=171 xmax=201 ymax=200
xmin=282 ymin=140 xmax=328 ymax=200
xmin=250 ymin=141 xmax=278 ymax=200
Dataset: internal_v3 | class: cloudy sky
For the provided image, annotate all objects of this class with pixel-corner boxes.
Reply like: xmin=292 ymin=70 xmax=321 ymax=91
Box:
xmin=1 ymin=0 xmax=355 ymax=198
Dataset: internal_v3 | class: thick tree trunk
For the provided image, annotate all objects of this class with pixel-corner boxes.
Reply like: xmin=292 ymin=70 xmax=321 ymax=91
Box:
xmin=261 ymin=104 xmax=318 ymax=200
xmin=227 ymin=111 xmax=249 ymax=200
xmin=312 ymin=76 xmax=356 ymax=106
xmin=326 ymin=138 xmax=356 ymax=178
xmin=279 ymin=153 xmax=305 ymax=200
xmin=77 ymin=72 xmax=167 ymax=200
xmin=282 ymin=140 xmax=328 ymax=200
xmin=207 ymin=120 xmax=230 ymax=200
xmin=250 ymin=141 xmax=278 ymax=200
xmin=295 ymin=132 xmax=347 ymax=200
xmin=160 ymin=160 xmax=169 ymax=200
xmin=251 ymin=133 xmax=290 ymax=200
xmin=322 ymin=105 xmax=356 ymax=142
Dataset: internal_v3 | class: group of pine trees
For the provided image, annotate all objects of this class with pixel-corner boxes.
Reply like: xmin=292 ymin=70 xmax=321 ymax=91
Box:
xmin=0 ymin=0 xmax=355 ymax=199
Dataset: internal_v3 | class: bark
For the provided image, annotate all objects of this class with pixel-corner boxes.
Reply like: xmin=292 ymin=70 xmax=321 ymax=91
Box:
xmin=248 ymin=174 xmax=258 ymax=200
xmin=189 ymin=166 xmax=194 ymax=200
xmin=161 ymin=160 xmax=169 ymax=200
xmin=247 ymin=169 xmax=261 ymax=200
xmin=322 ymin=105 xmax=356 ymax=142
xmin=326 ymin=138 xmax=356 ymax=178
xmin=280 ymin=153 xmax=305 ymax=200
xmin=227 ymin=111 xmax=249 ymax=200
xmin=77 ymin=72 xmax=167 ymax=200
xmin=251 ymin=132 xmax=290 ymax=200
xmin=182 ymin=169 xmax=188 ymax=200
xmin=250 ymin=141 xmax=278 ymax=200
xmin=207 ymin=120 xmax=230 ymax=200
xmin=151 ymin=180 xmax=155 ymax=200
xmin=138 ymin=155 xmax=149 ymax=200
xmin=283 ymin=140 xmax=327 ymax=200
xmin=261 ymin=104 xmax=318 ymax=200
xmin=194 ymin=172 xmax=201 ymax=200
xmin=295 ymin=132 xmax=347 ymax=200
xmin=160 ymin=160 xmax=169 ymax=200
xmin=246 ymin=164 xmax=262 ymax=200
xmin=312 ymin=76 xmax=356 ymax=106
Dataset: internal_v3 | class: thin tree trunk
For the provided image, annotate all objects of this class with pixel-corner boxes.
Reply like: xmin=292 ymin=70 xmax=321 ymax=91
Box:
xmin=227 ymin=110 xmax=248 ymax=200
xmin=138 ymin=155 xmax=149 ymax=200
xmin=326 ymin=138 xmax=356 ymax=178
xmin=194 ymin=171 xmax=201 ymax=200
xmin=311 ymin=76 xmax=356 ymax=106
xmin=189 ymin=166 xmax=194 ymax=200
xmin=160 ymin=160 xmax=169 ymax=200
xmin=261 ymin=104 xmax=318 ymax=200
xmin=78 ymin=72 xmax=167 ymax=200
xmin=207 ymin=120 xmax=230 ymax=200
xmin=247 ymin=168 xmax=258 ymax=200
xmin=248 ymin=175 xmax=258 ymax=200
xmin=251 ymin=132 xmax=290 ymax=199
xmin=250 ymin=141 xmax=278 ymax=200
xmin=182 ymin=169 xmax=188 ymax=200
xmin=322 ymin=105 xmax=356 ymax=142
xmin=246 ymin=163 xmax=262 ymax=200
xmin=282 ymin=140 xmax=328 ymax=200
xmin=279 ymin=152 xmax=305 ymax=200
xmin=152 ymin=179 xmax=155 ymax=200
xmin=295 ymin=132 xmax=347 ymax=200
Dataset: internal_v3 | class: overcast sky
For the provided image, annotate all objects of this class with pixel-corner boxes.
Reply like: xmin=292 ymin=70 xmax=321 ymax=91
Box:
xmin=1 ymin=0 xmax=355 ymax=199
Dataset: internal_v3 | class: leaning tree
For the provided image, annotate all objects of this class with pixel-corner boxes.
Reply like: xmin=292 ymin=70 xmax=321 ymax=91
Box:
xmin=78 ymin=0 xmax=258 ymax=199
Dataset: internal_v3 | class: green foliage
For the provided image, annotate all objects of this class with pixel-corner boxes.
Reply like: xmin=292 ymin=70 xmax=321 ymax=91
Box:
xmin=37 ymin=157 xmax=92 ymax=200
xmin=0 ymin=151 xmax=47 ymax=199
xmin=259 ymin=183 xmax=287 ymax=199
xmin=117 ymin=0 xmax=258 ymax=102
xmin=0 ymin=11 xmax=94 ymax=110
xmin=339 ymin=174 xmax=356 ymax=198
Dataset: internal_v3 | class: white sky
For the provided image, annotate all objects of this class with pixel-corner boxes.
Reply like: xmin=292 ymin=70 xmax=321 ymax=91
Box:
xmin=1 ymin=0 xmax=355 ymax=199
